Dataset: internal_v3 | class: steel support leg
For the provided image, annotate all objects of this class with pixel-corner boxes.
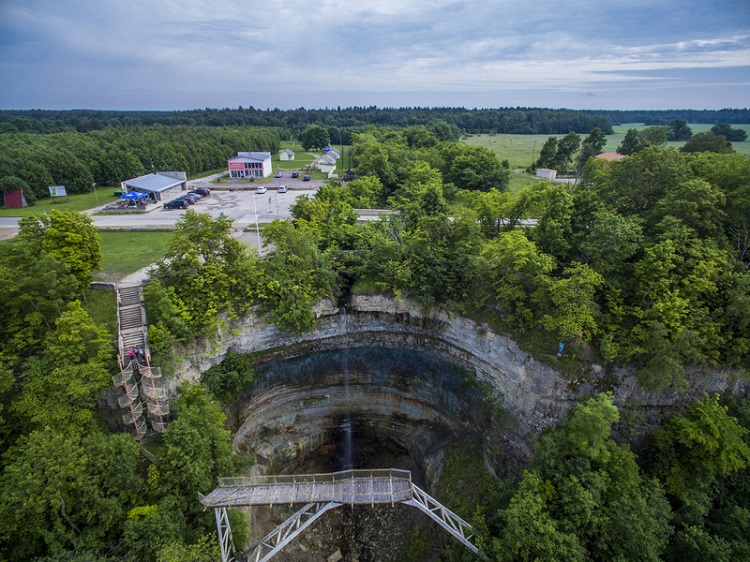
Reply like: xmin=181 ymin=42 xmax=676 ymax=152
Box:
xmin=215 ymin=507 xmax=236 ymax=562
xmin=246 ymin=502 xmax=341 ymax=562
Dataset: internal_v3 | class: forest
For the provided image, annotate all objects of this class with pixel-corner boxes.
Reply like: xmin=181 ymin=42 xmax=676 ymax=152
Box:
xmin=0 ymin=125 xmax=280 ymax=203
xmin=0 ymin=121 xmax=749 ymax=561
xmin=3 ymin=107 xmax=750 ymax=137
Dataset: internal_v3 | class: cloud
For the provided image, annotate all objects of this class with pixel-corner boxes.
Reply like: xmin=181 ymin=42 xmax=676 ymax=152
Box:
xmin=0 ymin=0 xmax=747 ymax=109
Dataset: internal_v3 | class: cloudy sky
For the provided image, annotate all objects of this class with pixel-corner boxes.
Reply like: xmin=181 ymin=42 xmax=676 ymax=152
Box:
xmin=0 ymin=0 xmax=748 ymax=111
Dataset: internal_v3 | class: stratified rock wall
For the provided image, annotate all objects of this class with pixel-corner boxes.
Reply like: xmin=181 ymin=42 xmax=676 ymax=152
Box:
xmin=173 ymin=294 xmax=748 ymax=436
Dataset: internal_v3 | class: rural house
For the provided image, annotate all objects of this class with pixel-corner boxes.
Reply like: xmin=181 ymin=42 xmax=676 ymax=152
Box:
xmin=280 ymin=148 xmax=295 ymax=161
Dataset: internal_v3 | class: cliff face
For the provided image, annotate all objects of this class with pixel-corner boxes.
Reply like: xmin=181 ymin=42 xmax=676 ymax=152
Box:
xmin=176 ymin=294 xmax=748 ymax=438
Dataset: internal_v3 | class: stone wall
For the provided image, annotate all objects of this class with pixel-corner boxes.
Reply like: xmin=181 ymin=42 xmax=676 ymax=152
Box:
xmin=173 ymin=294 xmax=749 ymax=435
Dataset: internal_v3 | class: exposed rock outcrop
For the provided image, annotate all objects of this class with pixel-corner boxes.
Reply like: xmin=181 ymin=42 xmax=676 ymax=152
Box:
xmin=174 ymin=294 xmax=748 ymax=437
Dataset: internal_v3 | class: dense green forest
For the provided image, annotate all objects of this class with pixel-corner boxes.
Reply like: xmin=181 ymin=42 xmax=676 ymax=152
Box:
xmin=1 ymin=120 xmax=749 ymax=561
xmin=0 ymin=126 xmax=280 ymax=202
xmin=2 ymin=107 xmax=749 ymax=137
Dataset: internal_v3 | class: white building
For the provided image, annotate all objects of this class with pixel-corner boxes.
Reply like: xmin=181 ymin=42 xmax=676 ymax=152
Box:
xmin=228 ymin=152 xmax=272 ymax=179
xmin=535 ymin=168 xmax=557 ymax=180
xmin=280 ymin=148 xmax=295 ymax=161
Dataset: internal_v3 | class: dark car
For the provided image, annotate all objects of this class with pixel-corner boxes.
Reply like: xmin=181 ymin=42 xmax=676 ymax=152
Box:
xmin=187 ymin=190 xmax=204 ymax=199
xmin=303 ymin=175 xmax=310 ymax=181
xmin=164 ymin=199 xmax=189 ymax=209
xmin=192 ymin=187 xmax=211 ymax=196
xmin=178 ymin=194 xmax=197 ymax=205
xmin=291 ymin=171 xmax=299 ymax=178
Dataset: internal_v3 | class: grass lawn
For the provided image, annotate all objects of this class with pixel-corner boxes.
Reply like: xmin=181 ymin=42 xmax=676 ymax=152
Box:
xmin=0 ymin=190 xmax=121 ymax=217
xmin=465 ymin=124 xmax=750 ymax=171
xmin=94 ymin=230 xmax=174 ymax=282
xmin=82 ymin=289 xmax=118 ymax=337
xmin=463 ymin=133 xmax=550 ymax=170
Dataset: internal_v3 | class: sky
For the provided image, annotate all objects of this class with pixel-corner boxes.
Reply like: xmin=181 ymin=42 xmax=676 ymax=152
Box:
xmin=0 ymin=0 xmax=748 ymax=112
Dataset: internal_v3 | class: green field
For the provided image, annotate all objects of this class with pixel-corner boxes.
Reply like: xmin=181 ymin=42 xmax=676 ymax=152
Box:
xmin=94 ymin=230 xmax=174 ymax=282
xmin=465 ymin=123 xmax=750 ymax=173
xmin=0 ymin=189 xmax=121 ymax=217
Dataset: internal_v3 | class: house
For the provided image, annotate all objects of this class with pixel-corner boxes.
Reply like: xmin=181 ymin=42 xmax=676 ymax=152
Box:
xmin=314 ymin=153 xmax=337 ymax=175
xmin=327 ymin=147 xmax=341 ymax=159
xmin=121 ymin=172 xmax=187 ymax=202
xmin=228 ymin=152 xmax=272 ymax=179
xmin=535 ymin=168 xmax=557 ymax=180
xmin=280 ymin=148 xmax=295 ymax=161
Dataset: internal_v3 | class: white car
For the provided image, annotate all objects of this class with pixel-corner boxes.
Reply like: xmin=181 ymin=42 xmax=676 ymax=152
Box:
xmin=278 ymin=185 xmax=288 ymax=193
xmin=256 ymin=186 xmax=267 ymax=194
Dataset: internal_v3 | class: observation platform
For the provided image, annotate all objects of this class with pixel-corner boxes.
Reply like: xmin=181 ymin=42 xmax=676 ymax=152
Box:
xmin=201 ymin=468 xmax=484 ymax=562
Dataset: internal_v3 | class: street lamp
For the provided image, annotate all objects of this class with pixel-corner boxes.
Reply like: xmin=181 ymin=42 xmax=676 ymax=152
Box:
xmin=251 ymin=190 xmax=262 ymax=253
xmin=92 ymin=182 xmax=98 ymax=205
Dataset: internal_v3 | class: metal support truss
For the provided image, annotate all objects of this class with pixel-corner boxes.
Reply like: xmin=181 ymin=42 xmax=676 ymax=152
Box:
xmin=214 ymin=507 xmax=236 ymax=562
xmin=404 ymin=484 xmax=480 ymax=555
xmin=246 ymin=501 xmax=342 ymax=562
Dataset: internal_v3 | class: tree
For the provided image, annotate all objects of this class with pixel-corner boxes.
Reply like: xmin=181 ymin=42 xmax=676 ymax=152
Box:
xmin=579 ymin=209 xmax=643 ymax=276
xmin=151 ymin=211 xmax=258 ymax=337
xmin=554 ymin=132 xmax=581 ymax=174
xmin=17 ymin=210 xmax=102 ymax=286
xmin=0 ymin=430 xmax=143 ymax=561
xmin=445 ymin=145 xmax=510 ymax=192
xmin=300 ymin=124 xmax=330 ymax=150
xmin=617 ymin=128 xmax=641 ymax=155
xmin=0 ymin=239 xmax=81 ymax=358
xmin=491 ymin=395 xmax=673 ymax=562
xmin=710 ymin=123 xmax=747 ymax=142
xmin=480 ymin=231 xmax=555 ymax=331
xmin=541 ymin=262 xmax=603 ymax=342
xmin=575 ymin=128 xmax=607 ymax=173
xmin=667 ymin=119 xmax=693 ymax=141
xmin=535 ymin=136 xmax=558 ymax=169
xmin=259 ymin=220 xmax=338 ymax=333
xmin=653 ymin=394 xmax=750 ymax=507
xmin=147 ymin=383 xmax=237 ymax=513
xmin=12 ymin=301 xmax=112 ymax=434
xmin=681 ymin=132 xmax=734 ymax=154
xmin=491 ymin=471 xmax=588 ymax=562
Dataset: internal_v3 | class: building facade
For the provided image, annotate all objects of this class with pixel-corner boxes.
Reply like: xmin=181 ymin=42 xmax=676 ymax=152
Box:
xmin=228 ymin=152 xmax=272 ymax=179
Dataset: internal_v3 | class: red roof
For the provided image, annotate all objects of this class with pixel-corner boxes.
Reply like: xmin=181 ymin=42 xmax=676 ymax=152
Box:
xmin=594 ymin=152 xmax=626 ymax=161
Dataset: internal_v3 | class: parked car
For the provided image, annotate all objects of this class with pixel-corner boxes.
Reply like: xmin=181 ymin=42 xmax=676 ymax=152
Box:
xmin=291 ymin=171 xmax=299 ymax=178
xmin=256 ymin=186 xmax=267 ymax=194
xmin=275 ymin=172 xmax=283 ymax=178
xmin=191 ymin=187 xmax=211 ymax=196
xmin=164 ymin=199 xmax=189 ymax=209
xmin=178 ymin=194 xmax=197 ymax=205
xmin=303 ymin=175 xmax=310 ymax=181
xmin=187 ymin=190 xmax=203 ymax=199
xmin=278 ymin=185 xmax=288 ymax=193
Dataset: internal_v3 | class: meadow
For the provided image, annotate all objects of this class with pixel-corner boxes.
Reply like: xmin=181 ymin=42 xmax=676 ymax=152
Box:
xmin=465 ymin=123 xmax=750 ymax=172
